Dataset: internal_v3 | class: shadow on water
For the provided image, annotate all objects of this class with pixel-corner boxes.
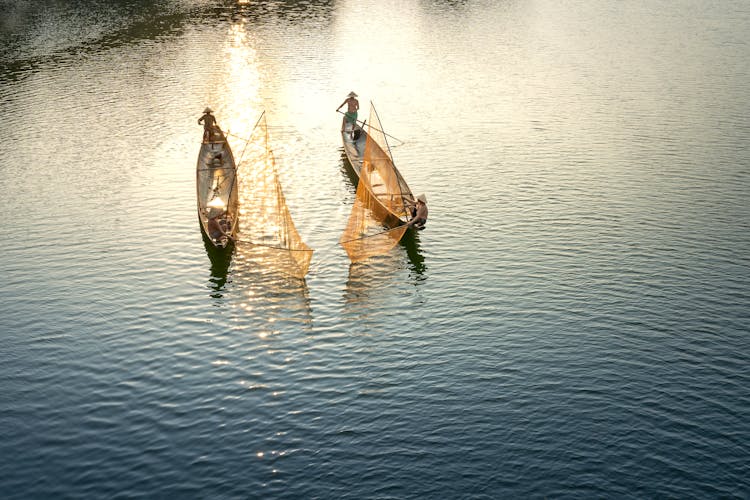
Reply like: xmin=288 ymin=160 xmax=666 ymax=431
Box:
xmin=400 ymin=229 xmax=427 ymax=278
xmin=201 ymin=230 xmax=234 ymax=298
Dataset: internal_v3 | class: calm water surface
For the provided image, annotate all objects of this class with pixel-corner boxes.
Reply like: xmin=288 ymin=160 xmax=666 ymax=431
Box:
xmin=1 ymin=0 xmax=749 ymax=497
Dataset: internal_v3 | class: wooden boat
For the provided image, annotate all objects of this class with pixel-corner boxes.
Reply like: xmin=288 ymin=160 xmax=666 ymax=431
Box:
xmin=339 ymin=103 xmax=419 ymax=263
xmin=196 ymin=124 xmax=239 ymax=248
xmin=340 ymin=120 xmax=367 ymax=178
xmin=340 ymin=104 xmax=415 ymax=228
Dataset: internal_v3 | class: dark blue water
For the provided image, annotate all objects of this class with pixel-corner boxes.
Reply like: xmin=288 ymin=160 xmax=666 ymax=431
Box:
xmin=1 ymin=0 xmax=749 ymax=498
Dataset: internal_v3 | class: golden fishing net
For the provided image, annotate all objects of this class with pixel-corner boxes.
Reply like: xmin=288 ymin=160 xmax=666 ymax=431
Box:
xmin=362 ymin=105 xmax=413 ymax=220
xmin=340 ymin=177 xmax=409 ymax=263
xmin=340 ymin=104 xmax=412 ymax=263
xmin=235 ymin=113 xmax=313 ymax=279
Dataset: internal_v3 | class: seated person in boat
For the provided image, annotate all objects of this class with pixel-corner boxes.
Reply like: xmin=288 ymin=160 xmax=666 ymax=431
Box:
xmin=336 ymin=91 xmax=359 ymax=132
xmin=198 ymin=107 xmax=220 ymax=142
xmin=207 ymin=212 xmax=233 ymax=242
xmin=407 ymin=194 xmax=428 ymax=230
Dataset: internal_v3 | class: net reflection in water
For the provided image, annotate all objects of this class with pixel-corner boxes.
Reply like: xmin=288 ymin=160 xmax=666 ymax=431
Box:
xmin=340 ymin=181 xmax=408 ymax=263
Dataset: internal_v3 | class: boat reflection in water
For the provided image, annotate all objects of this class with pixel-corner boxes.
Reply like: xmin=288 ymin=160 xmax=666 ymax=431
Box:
xmin=399 ymin=229 xmax=426 ymax=278
xmin=342 ymin=229 xmax=426 ymax=321
xmin=202 ymin=230 xmax=234 ymax=298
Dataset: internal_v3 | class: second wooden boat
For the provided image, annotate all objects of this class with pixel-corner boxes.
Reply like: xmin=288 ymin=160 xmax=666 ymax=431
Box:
xmin=339 ymin=102 xmax=417 ymax=262
xmin=340 ymin=102 xmax=415 ymax=228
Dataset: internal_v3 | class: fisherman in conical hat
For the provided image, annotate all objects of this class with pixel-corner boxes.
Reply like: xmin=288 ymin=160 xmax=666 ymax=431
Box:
xmin=407 ymin=193 xmax=428 ymax=230
xmin=198 ymin=106 xmax=219 ymax=143
xmin=207 ymin=210 xmax=234 ymax=244
xmin=336 ymin=91 xmax=360 ymax=133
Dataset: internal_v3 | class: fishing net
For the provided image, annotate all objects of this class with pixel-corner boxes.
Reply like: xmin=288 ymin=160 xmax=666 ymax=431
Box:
xmin=362 ymin=105 xmax=413 ymax=220
xmin=235 ymin=113 xmax=313 ymax=279
xmin=340 ymin=104 xmax=412 ymax=263
xmin=340 ymin=178 xmax=409 ymax=263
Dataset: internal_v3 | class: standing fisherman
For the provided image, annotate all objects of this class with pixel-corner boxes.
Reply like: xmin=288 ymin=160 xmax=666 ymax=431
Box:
xmin=198 ymin=107 xmax=218 ymax=142
xmin=336 ymin=92 xmax=359 ymax=132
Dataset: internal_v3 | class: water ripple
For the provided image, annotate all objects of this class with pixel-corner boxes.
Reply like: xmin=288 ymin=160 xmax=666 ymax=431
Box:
xmin=2 ymin=0 xmax=750 ymax=498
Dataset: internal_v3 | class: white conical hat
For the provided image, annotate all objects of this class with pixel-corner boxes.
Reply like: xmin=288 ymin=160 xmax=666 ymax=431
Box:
xmin=417 ymin=193 xmax=427 ymax=204
xmin=347 ymin=91 xmax=358 ymax=97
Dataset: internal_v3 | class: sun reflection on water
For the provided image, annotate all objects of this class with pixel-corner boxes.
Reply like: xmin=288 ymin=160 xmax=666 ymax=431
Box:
xmin=221 ymin=21 xmax=262 ymax=138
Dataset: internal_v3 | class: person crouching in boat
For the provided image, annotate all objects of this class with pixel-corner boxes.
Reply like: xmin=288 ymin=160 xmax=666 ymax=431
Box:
xmin=407 ymin=194 xmax=428 ymax=230
xmin=336 ymin=91 xmax=359 ymax=133
xmin=198 ymin=107 xmax=219 ymax=142
xmin=207 ymin=212 xmax=233 ymax=243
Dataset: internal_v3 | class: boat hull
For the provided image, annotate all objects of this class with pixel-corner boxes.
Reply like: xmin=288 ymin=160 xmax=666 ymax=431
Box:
xmin=341 ymin=124 xmax=366 ymax=179
xmin=340 ymin=124 xmax=413 ymax=228
xmin=196 ymin=130 xmax=239 ymax=248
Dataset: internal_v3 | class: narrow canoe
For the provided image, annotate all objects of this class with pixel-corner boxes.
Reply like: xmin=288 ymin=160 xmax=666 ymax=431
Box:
xmin=340 ymin=115 xmax=414 ymax=228
xmin=196 ymin=127 xmax=239 ymax=248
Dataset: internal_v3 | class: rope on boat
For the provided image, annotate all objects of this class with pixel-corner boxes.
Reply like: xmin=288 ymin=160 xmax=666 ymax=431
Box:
xmin=336 ymin=110 xmax=405 ymax=146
